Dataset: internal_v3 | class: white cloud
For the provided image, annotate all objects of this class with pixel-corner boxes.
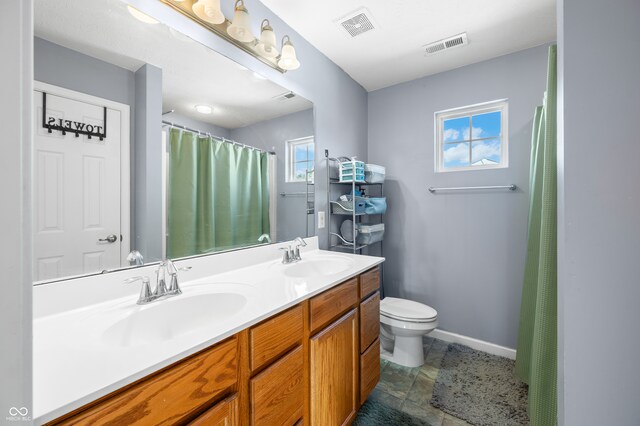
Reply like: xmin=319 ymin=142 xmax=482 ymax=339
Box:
xmin=443 ymin=143 xmax=469 ymax=163
xmin=472 ymin=140 xmax=500 ymax=163
xmin=443 ymin=128 xmax=460 ymax=142
xmin=463 ymin=126 xmax=484 ymax=140
xmin=443 ymin=140 xmax=501 ymax=165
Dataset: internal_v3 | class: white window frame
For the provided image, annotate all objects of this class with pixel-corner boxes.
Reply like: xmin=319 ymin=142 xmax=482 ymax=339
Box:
xmin=435 ymin=99 xmax=509 ymax=173
xmin=285 ymin=136 xmax=315 ymax=183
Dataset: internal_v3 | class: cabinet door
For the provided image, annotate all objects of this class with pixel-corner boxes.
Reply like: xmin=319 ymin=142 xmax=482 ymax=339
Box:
xmin=310 ymin=309 xmax=358 ymax=426
xmin=188 ymin=394 xmax=238 ymax=426
xmin=250 ymin=346 xmax=304 ymax=426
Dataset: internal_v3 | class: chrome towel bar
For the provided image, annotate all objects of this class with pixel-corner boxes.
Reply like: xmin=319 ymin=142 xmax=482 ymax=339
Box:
xmin=428 ymin=184 xmax=517 ymax=193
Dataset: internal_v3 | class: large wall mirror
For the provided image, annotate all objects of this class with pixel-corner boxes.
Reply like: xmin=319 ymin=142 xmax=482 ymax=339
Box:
xmin=33 ymin=0 xmax=315 ymax=284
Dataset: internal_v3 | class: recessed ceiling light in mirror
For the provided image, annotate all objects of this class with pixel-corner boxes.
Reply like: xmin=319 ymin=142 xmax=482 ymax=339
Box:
xmin=127 ymin=5 xmax=159 ymax=24
xmin=195 ymin=105 xmax=214 ymax=114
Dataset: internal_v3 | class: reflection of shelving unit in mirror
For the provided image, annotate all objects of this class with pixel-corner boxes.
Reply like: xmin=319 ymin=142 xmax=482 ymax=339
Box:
xmin=325 ymin=151 xmax=384 ymax=256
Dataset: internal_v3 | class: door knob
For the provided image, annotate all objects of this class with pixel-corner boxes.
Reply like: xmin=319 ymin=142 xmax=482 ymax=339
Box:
xmin=98 ymin=234 xmax=118 ymax=243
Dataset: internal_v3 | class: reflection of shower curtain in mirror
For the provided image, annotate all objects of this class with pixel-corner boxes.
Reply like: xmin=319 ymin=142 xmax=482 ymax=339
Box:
xmin=167 ymin=128 xmax=270 ymax=258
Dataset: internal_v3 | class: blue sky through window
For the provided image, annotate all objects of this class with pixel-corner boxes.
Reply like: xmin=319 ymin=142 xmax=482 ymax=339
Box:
xmin=443 ymin=110 xmax=502 ymax=168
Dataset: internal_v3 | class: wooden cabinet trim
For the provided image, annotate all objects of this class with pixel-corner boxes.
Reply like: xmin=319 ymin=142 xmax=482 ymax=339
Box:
xmin=249 ymin=304 xmax=303 ymax=373
xmin=309 ymin=278 xmax=358 ymax=333
xmin=359 ymin=291 xmax=380 ymax=353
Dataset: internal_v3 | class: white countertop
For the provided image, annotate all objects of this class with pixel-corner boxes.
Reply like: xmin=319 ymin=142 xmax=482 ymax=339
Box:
xmin=33 ymin=237 xmax=384 ymax=424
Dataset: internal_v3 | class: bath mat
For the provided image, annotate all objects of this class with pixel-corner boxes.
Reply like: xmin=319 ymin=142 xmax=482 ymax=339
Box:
xmin=430 ymin=343 xmax=529 ymax=426
xmin=353 ymin=398 xmax=432 ymax=426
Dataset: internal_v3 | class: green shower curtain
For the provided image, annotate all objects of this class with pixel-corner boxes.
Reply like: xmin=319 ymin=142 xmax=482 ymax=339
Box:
xmin=515 ymin=45 xmax=557 ymax=426
xmin=167 ymin=128 xmax=270 ymax=259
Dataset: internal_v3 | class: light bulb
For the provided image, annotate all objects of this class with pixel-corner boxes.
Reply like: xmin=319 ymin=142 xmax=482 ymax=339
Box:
xmin=192 ymin=0 xmax=225 ymax=25
xmin=227 ymin=0 xmax=254 ymax=43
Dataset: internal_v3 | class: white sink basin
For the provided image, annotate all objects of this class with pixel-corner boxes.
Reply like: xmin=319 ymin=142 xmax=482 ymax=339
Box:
xmin=102 ymin=292 xmax=246 ymax=347
xmin=282 ymin=255 xmax=355 ymax=278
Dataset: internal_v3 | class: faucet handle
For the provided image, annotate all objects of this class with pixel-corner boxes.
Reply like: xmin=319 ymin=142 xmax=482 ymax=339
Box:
xmin=165 ymin=260 xmax=183 ymax=295
xmin=155 ymin=263 xmax=169 ymax=297
xmin=124 ymin=276 xmax=153 ymax=304
xmin=279 ymin=246 xmax=292 ymax=264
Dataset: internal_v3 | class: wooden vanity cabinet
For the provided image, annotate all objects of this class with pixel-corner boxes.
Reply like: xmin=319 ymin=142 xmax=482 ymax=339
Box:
xmin=358 ymin=267 xmax=381 ymax=405
xmin=188 ymin=394 xmax=239 ymax=426
xmin=247 ymin=305 xmax=305 ymax=426
xmin=49 ymin=266 xmax=382 ymax=426
xmin=310 ymin=309 xmax=359 ymax=426
xmin=49 ymin=336 xmax=239 ymax=426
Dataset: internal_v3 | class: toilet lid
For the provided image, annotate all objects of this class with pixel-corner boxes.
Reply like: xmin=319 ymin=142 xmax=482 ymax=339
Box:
xmin=380 ymin=297 xmax=437 ymax=321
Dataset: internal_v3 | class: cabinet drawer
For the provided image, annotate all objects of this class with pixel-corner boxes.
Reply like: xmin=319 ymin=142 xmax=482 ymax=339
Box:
xmin=360 ymin=291 xmax=380 ymax=352
xmin=250 ymin=346 xmax=304 ymax=426
xmin=360 ymin=338 xmax=380 ymax=405
xmin=249 ymin=304 xmax=303 ymax=372
xmin=188 ymin=394 xmax=238 ymax=426
xmin=359 ymin=267 xmax=380 ymax=300
xmin=54 ymin=337 xmax=238 ymax=425
xmin=310 ymin=278 xmax=358 ymax=332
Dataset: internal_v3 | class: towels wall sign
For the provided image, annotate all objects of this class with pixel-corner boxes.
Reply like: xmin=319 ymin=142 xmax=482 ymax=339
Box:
xmin=42 ymin=92 xmax=107 ymax=140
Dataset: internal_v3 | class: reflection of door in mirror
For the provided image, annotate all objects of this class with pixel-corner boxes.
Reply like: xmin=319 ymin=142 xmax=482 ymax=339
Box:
xmin=33 ymin=83 xmax=130 ymax=282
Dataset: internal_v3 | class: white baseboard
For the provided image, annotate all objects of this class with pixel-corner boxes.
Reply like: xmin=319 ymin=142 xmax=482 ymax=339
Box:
xmin=430 ymin=329 xmax=517 ymax=360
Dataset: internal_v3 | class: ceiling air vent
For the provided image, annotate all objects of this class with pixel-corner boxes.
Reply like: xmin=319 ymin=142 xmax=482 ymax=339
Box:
xmin=335 ymin=8 xmax=377 ymax=38
xmin=424 ymin=33 xmax=468 ymax=55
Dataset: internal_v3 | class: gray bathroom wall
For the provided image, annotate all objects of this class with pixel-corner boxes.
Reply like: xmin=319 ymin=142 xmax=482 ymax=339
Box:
xmin=557 ymin=0 xmax=640 ymax=424
xmin=126 ymin=0 xmax=369 ymax=249
xmin=34 ymin=37 xmax=135 ymax=107
xmin=229 ymin=108 xmax=315 ymax=243
xmin=368 ymin=44 xmax=550 ymax=348
xmin=0 ymin=0 xmax=32 ymax=419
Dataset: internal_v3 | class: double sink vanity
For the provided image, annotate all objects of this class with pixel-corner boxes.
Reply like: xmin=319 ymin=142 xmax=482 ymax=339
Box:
xmin=33 ymin=237 xmax=384 ymax=425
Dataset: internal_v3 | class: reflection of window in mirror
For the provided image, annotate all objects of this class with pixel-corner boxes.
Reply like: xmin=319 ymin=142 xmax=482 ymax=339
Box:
xmin=286 ymin=136 xmax=315 ymax=183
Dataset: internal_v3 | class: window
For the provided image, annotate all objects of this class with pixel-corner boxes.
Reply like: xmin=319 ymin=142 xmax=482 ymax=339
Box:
xmin=286 ymin=136 xmax=315 ymax=183
xmin=435 ymin=99 xmax=508 ymax=172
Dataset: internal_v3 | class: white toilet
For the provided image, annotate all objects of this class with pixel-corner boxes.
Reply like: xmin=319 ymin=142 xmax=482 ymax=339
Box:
xmin=380 ymin=297 xmax=438 ymax=368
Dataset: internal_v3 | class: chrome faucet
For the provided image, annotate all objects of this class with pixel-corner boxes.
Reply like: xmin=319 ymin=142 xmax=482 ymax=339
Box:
xmin=292 ymin=237 xmax=307 ymax=261
xmin=124 ymin=260 xmax=190 ymax=304
xmin=280 ymin=237 xmax=308 ymax=264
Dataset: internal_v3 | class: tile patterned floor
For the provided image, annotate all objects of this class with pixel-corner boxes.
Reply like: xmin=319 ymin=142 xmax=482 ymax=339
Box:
xmin=369 ymin=337 xmax=472 ymax=426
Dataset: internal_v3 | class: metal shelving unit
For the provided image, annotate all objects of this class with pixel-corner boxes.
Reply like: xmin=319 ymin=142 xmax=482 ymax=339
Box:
xmin=325 ymin=151 xmax=384 ymax=255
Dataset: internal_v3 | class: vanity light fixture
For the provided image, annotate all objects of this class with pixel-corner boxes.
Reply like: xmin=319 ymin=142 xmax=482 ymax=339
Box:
xmin=159 ymin=0 xmax=301 ymax=73
xmin=278 ymin=35 xmax=300 ymax=70
xmin=227 ymin=0 xmax=254 ymax=43
xmin=256 ymin=19 xmax=278 ymax=58
xmin=127 ymin=5 xmax=159 ymax=24
xmin=191 ymin=0 xmax=225 ymax=25
xmin=195 ymin=105 xmax=214 ymax=114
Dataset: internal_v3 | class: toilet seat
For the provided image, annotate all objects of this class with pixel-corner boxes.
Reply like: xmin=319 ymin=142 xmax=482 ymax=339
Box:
xmin=380 ymin=297 xmax=438 ymax=323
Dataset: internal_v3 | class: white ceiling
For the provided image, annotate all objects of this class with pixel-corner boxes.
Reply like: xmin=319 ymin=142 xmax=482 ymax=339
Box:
xmin=34 ymin=0 xmax=312 ymax=129
xmin=260 ymin=0 xmax=556 ymax=91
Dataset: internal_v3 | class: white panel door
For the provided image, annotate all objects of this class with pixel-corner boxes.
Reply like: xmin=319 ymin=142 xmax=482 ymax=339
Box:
xmin=33 ymin=89 xmax=122 ymax=281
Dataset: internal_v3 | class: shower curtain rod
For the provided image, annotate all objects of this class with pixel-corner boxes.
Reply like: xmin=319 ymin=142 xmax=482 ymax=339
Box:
xmin=162 ymin=120 xmax=275 ymax=155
